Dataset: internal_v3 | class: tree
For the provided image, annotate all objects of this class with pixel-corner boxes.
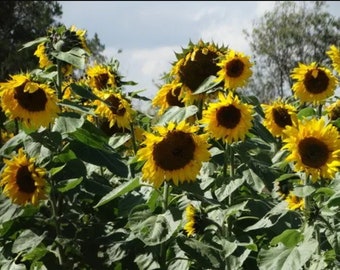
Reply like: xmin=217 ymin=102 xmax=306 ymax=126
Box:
xmin=0 ymin=1 xmax=107 ymax=82
xmin=0 ymin=1 xmax=62 ymax=81
xmin=243 ymin=1 xmax=340 ymax=102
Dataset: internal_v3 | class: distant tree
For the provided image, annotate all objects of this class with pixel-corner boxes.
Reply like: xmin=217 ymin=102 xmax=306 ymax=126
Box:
xmin=0 ymin=1 xmax=62 ymax=81
xmin=0 ymin=1 xmax=107 ymax=82
xmin=243 ymin=1 xmax=340 ymax=102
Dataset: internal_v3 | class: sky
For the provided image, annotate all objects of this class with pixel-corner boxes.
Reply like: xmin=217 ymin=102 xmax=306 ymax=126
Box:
xmin=58 ymin=1 xmax=340 ymax=100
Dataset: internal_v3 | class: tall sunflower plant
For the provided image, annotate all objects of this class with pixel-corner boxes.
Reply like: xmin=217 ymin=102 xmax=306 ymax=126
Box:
xmin=0 ymin=24 xmax=339 ymax=270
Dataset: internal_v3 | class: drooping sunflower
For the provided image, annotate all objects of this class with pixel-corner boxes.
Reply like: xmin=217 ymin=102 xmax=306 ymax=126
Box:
xmin=34 ymin=25 xmax=90 ymax=75
xmin=86 ymin=64 xmax=121 ymax=91
xmin=152 ymin=81 xmax=185 ymax=115
xmin=0 ymin=148 xmax=48 ymax=206
xmin=282 ymin=117 xmax=340 ymax=182
xmin=183 ymin=204 xmax=206 ymax=237
xmin=92 ymin=90 xmax=134 ymax=130
xmin=261 ymin=99 xmax=298 ymax=138
xmin=170 ymin=40 xmax=228 ymax=104
xmin=0 ymin=73 xmax=60 ymax=130
xmin=215 ymin=49 xmax=253 ymax=90
xmin=325 ymin=99 xmax=340 ymax=121
xmin=201 ymin=91 xmax=254 ymax=144
xmin=290 ymin=62 xmax=338 ymax=105
xmin=285 ymin=191 xmax=305 ymax=211
xmin=136 ymin=121 xmax=211 ymax=188
xmin=326 ymin=44 xmax=340 ymax=75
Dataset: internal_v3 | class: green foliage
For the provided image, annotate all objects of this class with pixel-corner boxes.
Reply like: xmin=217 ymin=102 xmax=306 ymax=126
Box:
xmin=244 ymin=1 xmax=340 ymax=102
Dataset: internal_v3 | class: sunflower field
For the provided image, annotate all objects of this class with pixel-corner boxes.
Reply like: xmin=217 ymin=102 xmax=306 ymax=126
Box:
xmin=0 ymin=24 xmax=340 ymax=270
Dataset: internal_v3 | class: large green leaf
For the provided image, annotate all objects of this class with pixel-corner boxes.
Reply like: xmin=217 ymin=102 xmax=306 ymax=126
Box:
xmin=128 ymin=206 xmax=181 ymax=246
xmin=94 ymin=177 xmax=140 ymax=207
xmin=51 ymin=47 xmax=88 ymax=69
xmin=214 ymin=177 xmax=245 ymax=202
xmin=12 ymin=230 xmax=46 ymax=254
xmin=69 ymin=140 xmax=128 ymax=177
xmin=258 ymin=227 xmax=318 ymax=270
xmin=52 ymin=112 xmax=85 ymax=134
xmin=156 ymin=105 xmax=198 ymax=125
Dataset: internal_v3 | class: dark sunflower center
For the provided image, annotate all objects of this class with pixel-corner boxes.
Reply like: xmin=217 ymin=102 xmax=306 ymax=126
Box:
xmin=16 ymin=166 xmax=36 ymax=194
xmin=216 ymin=105 xmax=241 ymax=129
xmin=99 ymin=119 xmax=125 ymax=137
xmin=273 ymin=107 xmax=292 ymax=128
xmin=298 ymin=137 xmax=329 ymax=168
xmin=179 ymin=50 xmax=220 ymax=92
xmin=94 ymin=73 xmax=109 ymax=90
xmin=226 ymin=59 xmax=245 ymax=78
xmin=166 ymin=87 xmax=184 ymax=107
xmin=105 ymin=95 xmax=126 ymax=116
xmin=304 ymin=69 xmax=329 ymax=94
xmin=330 ymin=106 xmax=340 ymax=120
xmin=153 ymin=131 xmax=195 ymax=171
xmin=14 ymin=84 xmax=47 ymax=112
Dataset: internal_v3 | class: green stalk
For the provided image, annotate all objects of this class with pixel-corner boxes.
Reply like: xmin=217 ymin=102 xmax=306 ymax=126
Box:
xmin=159 ymin=182 xmax=170 ymax=269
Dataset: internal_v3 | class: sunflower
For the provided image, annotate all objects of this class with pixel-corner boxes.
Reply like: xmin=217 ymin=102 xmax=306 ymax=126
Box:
xmin=325 ymin=99 xmax=340 ymax=121
xmin=183 ymin=204 xmax=207 ymax=237
xmin=273 ymin=179 xmax=293 ymax=200
xmin=152 ymin=81 xmax=185 ymax=115
xmin=86 ymin=64 xmax=121 ymax=91
xmin=215 ymin=49 xmax=253 ymax=90
xmin=290 ymin=62 xmax=338 ymax=105
xmin=261 ymin=99 xmax=298 ymax=137
xmin=200 ymin=91 xmax=254 ymax=144
xmin=285 ymin=191 xmax=305 ymax=211
xmin=170 ymin=40 xmax=228 ymax=105
xmin=92 ymin=90 xmax=134 ymax=130
xmin=282 ymin=117 xmax=340 ymax=182
xmin=136 ymin=121 xmax=211 ymax=188
xmin=0 ymin=73 xmax=60 ymax=130
xmin=34 ymin=43 xmax=53 ymax=69
xmin=326 ymin=44 xmax=340 ymax=75
xmin=0 ymin=148 xmax=47 ymax=206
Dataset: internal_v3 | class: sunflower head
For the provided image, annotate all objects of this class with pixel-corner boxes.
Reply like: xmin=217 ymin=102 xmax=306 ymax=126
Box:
xmin=290 ymin=62 xmax=338 ymax=105
xmin=285 ymin=191 xmax=305 ymax=211
xmin=183 ymin=204 xmax=208 ymax=237
xmin=136 ymin=121 xmax=211 ymax=188
xmin=0 ymin=73 xmax=60 ymax=130
xmin=0 ymin=148 xmax=48 ymax=206
xmin=282 ymin=117 xmax=340 ymax=182
xmin=273 ymin=179 xmax=293 ymax=200
xmin=326 ymin=44 xmax=340 ymax=75
xmin=92 ymin=90 xmax=134 ymax=131
xmin=215 ymin=49 xmax=253 ymax=90
xmin=152 ymin=81 xmax=185 ymax=115
xmin=201 ymin=91 xmax=254 ymax=144
xmin=86 ymin=62 xmax=123 ymax=91
xmin=170 ymin=40 xmax=228 ymax=104
xmin=261 ymin=99 xmax=298 ymax=137
xmin=326 ymin=99 xmax=340 ymax=121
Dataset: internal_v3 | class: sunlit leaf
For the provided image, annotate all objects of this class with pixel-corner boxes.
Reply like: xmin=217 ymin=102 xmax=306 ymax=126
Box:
xmin=56 ymin=177 xmax=83 ymax=192
xmin=156 ymin=105 xmax=198 ymax=125
xmin=12 ymin=230 xmax=46 ymax=253
xmin=95 ymin=178 xmax=140 ymax=207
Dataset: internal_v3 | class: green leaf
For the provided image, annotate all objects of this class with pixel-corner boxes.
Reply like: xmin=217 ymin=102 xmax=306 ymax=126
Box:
xmin=95 ymin=178 xmax=140 ymax=207
xmin=129 ymin=207 xmax=181 ymax=246
xmin=297 ymin=107 xmax=316 ymax=119
xmin=19 ymin=37 xmax=48 ymax=51
xmin=156 ymin=105 xmax=198 ymax=125
xmin=293 ymin=185 xmax=315 ymax=197
xmin=52 ymin=112 xmax=85 ymax=134
xmin=193 ymin=75 xmax=220 ymax=94
xmin=258 ymin=236 xmax=318 ymax=270
xmin=327 ymin=191 xmax=340 ymax=208
xmin=69 ymin=83 xmax=102 ymax=101
xmin=69 ymin=140 xmax=128 ymax=177
xmin=0 ymin=131 xmax=27 ymax=156
xmin=58 ymin=99 xmax=95 ymax=114
xmin=56 ymin=177 xmax=83 ymax=192
xmin=214 ymin=178 xmax=245 ymax=202
xmin=50 ymin=47 xmax=87 ymax=69
xmin=270 ymin=229 xmax=303 ymax=248
xmin=12 ymin=230 xmax=46 ymax=254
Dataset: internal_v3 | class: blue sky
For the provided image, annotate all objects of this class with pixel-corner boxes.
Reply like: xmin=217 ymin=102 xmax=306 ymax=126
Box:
xmin=59 ymin=1 xmax=340 ymax=99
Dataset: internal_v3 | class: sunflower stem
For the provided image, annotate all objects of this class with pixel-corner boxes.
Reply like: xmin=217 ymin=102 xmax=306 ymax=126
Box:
xmin=159 ymin=182 xmax=170 ymax=268
xmin=49 ymin=180 xmax=65 ymax=266
xmin=56 ymin=59 xmax=63 ymax=100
